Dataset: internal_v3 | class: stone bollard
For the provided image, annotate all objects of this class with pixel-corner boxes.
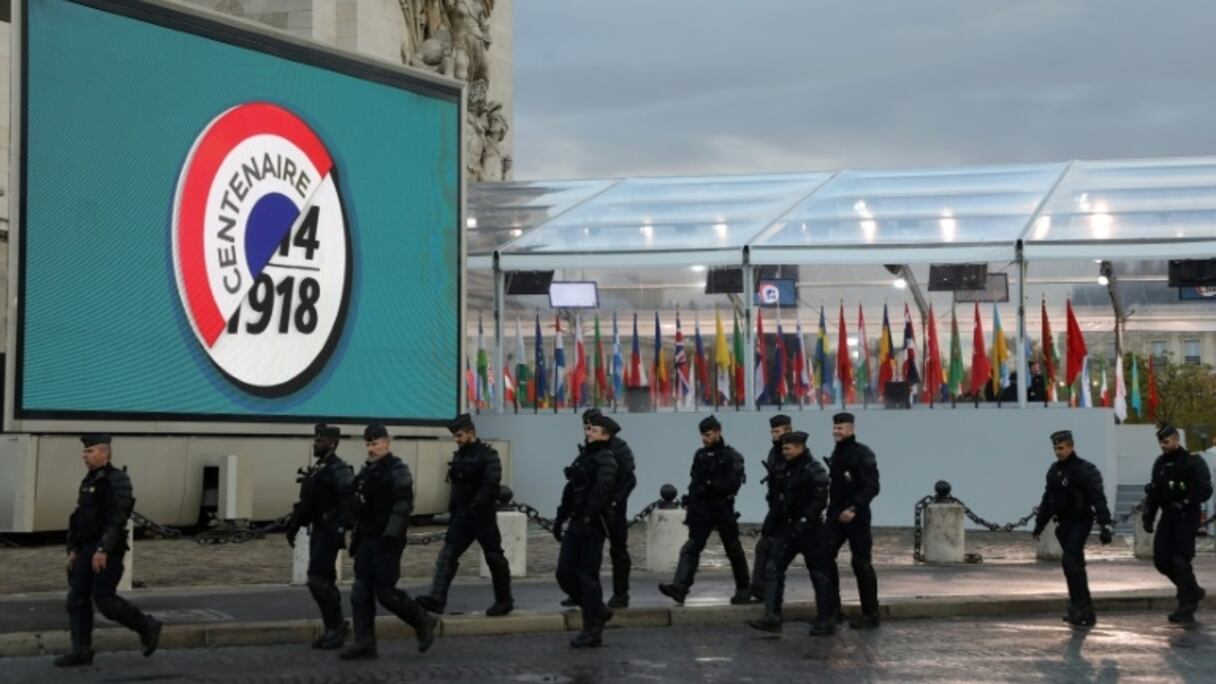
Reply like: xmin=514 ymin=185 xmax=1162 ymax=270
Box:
xmin=480 ymin=511 xmax=527 ymax=578
xmin=119 ymin=526 xmax=134 ymax=591
xmin=1134 ymin=512 xmax=1156 ymax=560
xmin=646 ymin=484 xmax=687 ymax=573
xmin=1036 ymin=520 xmax=1063 ymax=561
xmin=291 ymin=527 xmax=342 ymax=586
xmin=922 ymin=502 xmax=965 ymax=563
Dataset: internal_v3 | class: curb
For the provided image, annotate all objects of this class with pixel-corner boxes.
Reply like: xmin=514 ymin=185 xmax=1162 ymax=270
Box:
xmin=1 ymin=593 xmax=1210 ymax=658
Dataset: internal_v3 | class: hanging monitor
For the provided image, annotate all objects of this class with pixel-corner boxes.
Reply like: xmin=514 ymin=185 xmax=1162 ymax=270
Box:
xmin=705 ymin=268 xmax=744 ymax=294
xmin=953 ymin=273 xmax=1009 ymax=303
xmin=929 ymin=264 xmax=988 ymax=291
xmin=1169 ymin=259 xmax=1216 ymax=287
xmin=754 ymin=278 xmax=797 ymax=307
xmin=506 ymin=270 xmax=555 ymax=295
xmin=548 ymin=281 xmax=599 ymax=309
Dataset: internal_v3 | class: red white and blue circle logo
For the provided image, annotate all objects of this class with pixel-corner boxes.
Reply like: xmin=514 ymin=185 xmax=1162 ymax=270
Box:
xmin=172 ymin=103 xmax=352 ymax=397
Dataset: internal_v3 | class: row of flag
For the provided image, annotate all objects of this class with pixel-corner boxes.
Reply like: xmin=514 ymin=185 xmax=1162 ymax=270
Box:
xmin=466 ymin=300 xmax=1162 ymax=418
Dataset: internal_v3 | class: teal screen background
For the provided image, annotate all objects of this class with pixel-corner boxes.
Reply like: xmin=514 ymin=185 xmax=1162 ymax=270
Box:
xmin=21 ymin=0 xmax=461 ymax=423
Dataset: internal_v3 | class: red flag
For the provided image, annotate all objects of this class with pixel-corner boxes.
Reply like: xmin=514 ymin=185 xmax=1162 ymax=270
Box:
xmin=756 ymin=308 xmax=769 ymax=401
xmin=969 ymin=302 xmax=990 ymax=396
xmin=1148 ymin=355 xmax=1159 ymax=421
xmin=774 ymin=310 xmax=789 ymax=401
xmin=837 ymin=302 xmax=855 ymax=403
xmin=1065 ymin=299 xmax=1087 ymax=387
xmin=1041 ymin=298 xmax=1056 ymax=401
xmin=924 ymin=303 xmax=943 ymax=401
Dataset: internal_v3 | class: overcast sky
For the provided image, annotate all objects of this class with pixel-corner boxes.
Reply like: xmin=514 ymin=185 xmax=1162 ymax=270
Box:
xmin=511 ymin=0 xmax=1216 ymax=180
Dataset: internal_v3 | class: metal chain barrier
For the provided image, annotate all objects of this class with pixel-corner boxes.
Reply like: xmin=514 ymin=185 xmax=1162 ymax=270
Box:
xmin=508 ymin=502 xmax=557 ymax=533
xmin=405 ymin=530 xmax=449 ymax=546
xmin=627 ymin=499 xmax=665 ymax=528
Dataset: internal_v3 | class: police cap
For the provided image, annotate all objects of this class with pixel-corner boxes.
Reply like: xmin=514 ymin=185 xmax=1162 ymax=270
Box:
xmin=582 ymin=408 xmax=603 ymax=425
xmin=80 ymin=433 xmax=111 ymax=447
xmin=833 ymin=412 xmax=855 ymax=425
xmin=769 ymin=414 xmax=792 ymax=428
xmin=314 ymin=424 xmax=341 ymax=439
xmin=448 ymin=413 xmax=475 ymax=434
xmin=1050 ymin=430 xmax=1073 ymax=445
xmin=781 ymin=431 xmax=809 ymax=446
xmin=589 ymin=414 xmax=620 ymax=435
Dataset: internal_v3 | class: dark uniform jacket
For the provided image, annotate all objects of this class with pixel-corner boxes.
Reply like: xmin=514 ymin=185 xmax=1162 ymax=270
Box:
xmin=685 ymin=440 xmax=746 ymax=512
xmin=292 ymin=453 xmax=355 ymax=531
xmin=1144 ymin=447 xmax=1214 ymax=525
xmin=353 ymin=454 xmax=414 ymax=540
xmin=67 ymin=464 xmax=134 ymax=555
xmin=762 ymin=444 xmax=786 ymax=506
xmin=556 ymin=442 xmax=618 ymax=526
xmin=770 ymin=452 xmax=830 ymax=533
xmin=1033 ymin=453 xmax=1112 ymax=535
xmin=447 ymin=440 xmax=503 ymax=514
xmin=607 ymin=436 xmax=637 ymax=504
xmin=826 ymin=436 xmax=880 ymax=513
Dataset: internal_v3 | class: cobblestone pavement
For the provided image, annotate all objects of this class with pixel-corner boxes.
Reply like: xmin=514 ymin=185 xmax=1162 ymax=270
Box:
xmin=0 ymin=524 xmax=1161 ymax=595
xmin=2 ymin=612 xmax=1212 ymax=683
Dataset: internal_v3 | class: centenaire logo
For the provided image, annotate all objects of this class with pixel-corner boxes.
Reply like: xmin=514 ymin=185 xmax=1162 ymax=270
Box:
xmin=172 ymin=103 xmax=352 ymax=396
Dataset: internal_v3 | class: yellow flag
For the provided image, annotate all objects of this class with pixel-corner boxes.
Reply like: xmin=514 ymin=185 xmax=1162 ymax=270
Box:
xmin=715 ymin=310 xmax=732 ymax=368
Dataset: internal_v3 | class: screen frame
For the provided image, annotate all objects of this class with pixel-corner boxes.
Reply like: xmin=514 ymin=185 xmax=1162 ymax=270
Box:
xmin=548 ymin=281 xmax=599 ymax=309
xmin=6 ymin=0 xmax=466 ymax=435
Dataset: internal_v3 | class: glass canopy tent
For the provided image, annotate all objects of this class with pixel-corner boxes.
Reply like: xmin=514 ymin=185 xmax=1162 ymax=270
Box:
xmin=466 ymin=156 xmax=1216 ymax=412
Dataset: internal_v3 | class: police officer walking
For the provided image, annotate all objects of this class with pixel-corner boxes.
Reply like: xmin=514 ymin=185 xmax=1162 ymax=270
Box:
xmin=285 ymin=424 xmax=355 ymax=650
xmin=417 ymin=414 xmax=514 ymax=616
xmin=1143 ymin=424 xmax=1214 ymax=623
xmin=57 ymin=434 xmax=162 ymax=667
xmin=1031 ymin=430 xmax=1113 ymax=628
xmin=659 ymin=416 xmax=752 ymax=605
xmin=340 ymin=424 xmax=438 ymax=660
xmin=822 ymin=412 xmax=881 ymax=629
xmin=749 ymin=414 xmax=793 ymax=602
xmin=579 ymin=408 xmax=637 ymax=609
xmin=747 ymin=431 xmax=834 ymax=636
xmin=554 ymin=413 xmax=619 ymax=647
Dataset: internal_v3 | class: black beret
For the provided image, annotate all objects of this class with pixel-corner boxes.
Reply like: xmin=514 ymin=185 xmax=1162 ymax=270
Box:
xmin=582 ymin=408 xmax=603 ymax=425
xmin=1157 ymin=424 xmax=1179 ymax=441
xmin=781 ymin=431 xmax=809 ymax=446
xmin=699 ymin=415 xmax=721 ymax=433
xmin=833 ymin=412 xmax=855 ymax=425
xmin=1050 ymin=430 xmax=1073 ymax=445
xmin=314 ymin=424 xmax=341 ymax=439
xmin=364 ymin=424 xmax=389 ymax=442
xmin=80 ymin=433 xmax=111 ymax=447
xmin=448 ymin=413 xmax=475 ymax=434
xmin=769 ymin=414 xmax=792 ymax=428
xmin=589 ymin=414 xmax=620 ymax=435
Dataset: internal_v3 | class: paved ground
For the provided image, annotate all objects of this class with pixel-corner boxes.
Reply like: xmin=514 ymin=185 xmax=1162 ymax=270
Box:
xmin=2 ymin=612 xmax=1212 ymax=682
xmin=0 ymin=523 xmax=1160 ymax=595
xmin=2 ymin=557 xmax=1211 ymax=635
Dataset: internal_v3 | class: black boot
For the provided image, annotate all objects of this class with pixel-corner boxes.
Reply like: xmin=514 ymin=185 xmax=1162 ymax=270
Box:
xmin=560 ymin=596 xmax=579 ymax=608
xmin=747 ymin=617 xmax=782 ymax=633
xmin=314 ymin=621 xmax=349 ymax=650
xmin=610 ymin=547 xmax=632 ymax=608
xmin=730 ymin=589 xmax=755 ymax=605
xmin=570 ymin=609 xmax=604 ymax=648
xmin=607 ymin=593 xmax=630 ymax=609
xmin=54 ymin=651 xmax=95 ymax=667
xmin=378 ymin=588 xmax=439 ymax=653
xmin=749 ymin=567 xmax=784 ymax=633
xmin=658 ymin=582 xmax=688 ymax=605
xmin=848 ymin=614 xmax=880 ymax=630
xmin=808 ymin=620 xmax=836 ymax=637
xmin=418 ymin=547 xmax=459 ymax=614
xmin=485 ymin=552 xmax=514 ymax=616
xmin=140 ymin=617 xmax=163 ymax=657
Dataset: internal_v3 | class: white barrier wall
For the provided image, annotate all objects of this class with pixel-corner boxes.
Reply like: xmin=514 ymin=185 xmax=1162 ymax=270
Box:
xmin=475 ymin=408 xmax=1119 ymax=528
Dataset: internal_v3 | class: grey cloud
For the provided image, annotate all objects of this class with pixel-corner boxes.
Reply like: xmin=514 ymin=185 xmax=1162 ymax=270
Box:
xmin=513 ymin=0 xmax=1216 ymax=178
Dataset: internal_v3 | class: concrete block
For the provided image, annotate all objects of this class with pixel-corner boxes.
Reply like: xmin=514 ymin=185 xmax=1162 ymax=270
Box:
xmin=480 ymin=510 xmax=526 ymax=578
xmin=922 ymin=503 xmax=966 ymax=563
xmin=290 ymin=527 xmax=342 ymax=585
xmin=646 ymin=508 xmax=687 ymax=573
xmin=1134 ymin=512 xmax=1156 ymax=560
xmin=1036 ymin=520 xmax=1063 ymax=561
xmin=668 ymin=603 xmax=764 ymax=626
